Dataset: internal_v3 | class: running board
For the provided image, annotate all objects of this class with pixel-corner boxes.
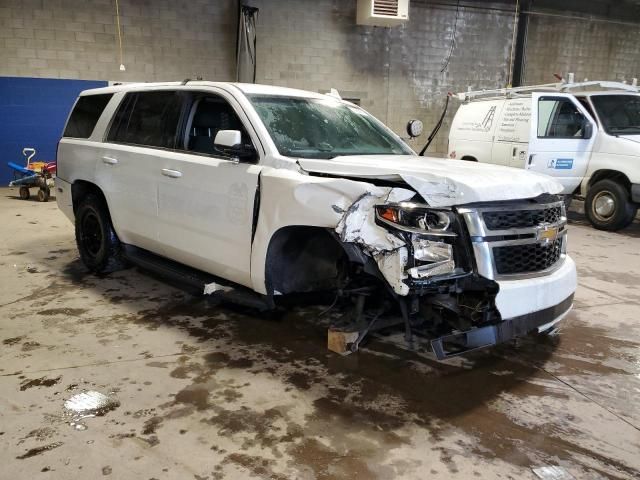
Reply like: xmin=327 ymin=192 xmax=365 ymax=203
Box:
xmin=122 ymin=245 xmax=273 ymax=311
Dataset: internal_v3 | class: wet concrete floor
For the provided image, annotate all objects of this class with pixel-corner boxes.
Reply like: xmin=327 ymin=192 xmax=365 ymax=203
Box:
xmin=0 ymin=189 xmax=639 ymax=479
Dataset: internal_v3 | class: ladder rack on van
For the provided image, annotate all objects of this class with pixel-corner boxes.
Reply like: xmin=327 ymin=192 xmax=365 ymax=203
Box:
xmin=455 ymin=79 xmax=639 ymax=102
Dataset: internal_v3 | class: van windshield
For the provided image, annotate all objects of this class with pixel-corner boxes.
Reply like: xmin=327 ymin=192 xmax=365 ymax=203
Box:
xmin=247 ymin=95 xmax=413 ymax=159
xmin=591 ymin=95 xmax=640 ymax=135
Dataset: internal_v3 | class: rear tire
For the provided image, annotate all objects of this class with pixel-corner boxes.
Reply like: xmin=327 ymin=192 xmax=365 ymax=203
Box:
xmin=585 ymin=180 xmax=637 ymax=231
xmin=19 ymin=186 xmax=30 ymax=200
xmin=75 ymin=194 xmax=127 ymax=273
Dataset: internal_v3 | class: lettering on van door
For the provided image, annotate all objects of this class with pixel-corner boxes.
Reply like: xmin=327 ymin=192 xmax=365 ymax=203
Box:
xmin=496 ymin=100 xmax=530 ymax=142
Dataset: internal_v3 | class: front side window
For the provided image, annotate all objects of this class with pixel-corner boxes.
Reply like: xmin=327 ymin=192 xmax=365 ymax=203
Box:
xmin=591 ymin=94 xmax=640 ymax=135
xmin=107 ymin=91 xmax=183 ymax=149
xmin=186 ymin=95 xmax=252 ymax=156
xmin=63 ymin=94 xmax=113 ymax=139
xmin=248 ymin=95 xmax=413 ymax=159
xmin=537 ymin=97 xmax=587 ymax=138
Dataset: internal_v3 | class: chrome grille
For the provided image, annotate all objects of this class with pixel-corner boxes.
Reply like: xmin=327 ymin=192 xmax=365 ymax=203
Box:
xmin=493 ymin=238 xmax=563 ymax=275
xmin=458 ymin=201 xmax=567 ymax=280
xmin=483 ymin=205 xmax=562 ymax=230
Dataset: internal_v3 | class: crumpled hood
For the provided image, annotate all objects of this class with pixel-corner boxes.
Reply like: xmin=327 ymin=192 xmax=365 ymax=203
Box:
xmin=297 ymin=155 xmax=563 ymax=207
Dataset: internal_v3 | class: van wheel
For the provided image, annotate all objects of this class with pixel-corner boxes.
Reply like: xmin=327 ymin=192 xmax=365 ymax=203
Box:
xmin=75 ymin=194 xmax=127 ymax=273
xmin=585 ymin=180 xmax=637 ymax=231
xmin=461 ymin=156 xmax=477 ymax=162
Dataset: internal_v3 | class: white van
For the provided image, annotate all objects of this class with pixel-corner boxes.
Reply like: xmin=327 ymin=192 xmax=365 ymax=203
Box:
xmin=448 ymin=80 xmax=640 ymax=231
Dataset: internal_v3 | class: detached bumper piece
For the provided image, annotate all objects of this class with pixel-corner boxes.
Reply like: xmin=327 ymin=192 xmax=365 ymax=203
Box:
xmin=430 ymin=294 xmax=573 ymax=360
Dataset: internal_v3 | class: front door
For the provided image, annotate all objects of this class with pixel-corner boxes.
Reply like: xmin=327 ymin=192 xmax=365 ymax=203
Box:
xmin=527 ymin=93 xmax=596 ymax=193
xmin=156 ymin=91 xmax=262 ymax=288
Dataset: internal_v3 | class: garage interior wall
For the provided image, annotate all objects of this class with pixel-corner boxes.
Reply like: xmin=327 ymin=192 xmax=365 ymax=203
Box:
xmin=1 ymin=0 xmax=639 ymax=161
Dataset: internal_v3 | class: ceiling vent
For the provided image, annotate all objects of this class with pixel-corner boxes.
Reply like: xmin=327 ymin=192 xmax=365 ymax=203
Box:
xmin=357 ymin=0 xmax=409 ymax=27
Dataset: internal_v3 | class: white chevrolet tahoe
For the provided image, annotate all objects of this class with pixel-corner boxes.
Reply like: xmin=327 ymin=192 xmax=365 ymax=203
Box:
xmin=448 ymin=80 xmax=640 ymax=231
xmin=56 ymin=81 xmax=577 ymax=359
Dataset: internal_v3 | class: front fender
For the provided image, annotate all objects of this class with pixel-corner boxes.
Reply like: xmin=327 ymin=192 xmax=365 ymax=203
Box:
xmin=249 ymin=167 xmax=406 ymax=294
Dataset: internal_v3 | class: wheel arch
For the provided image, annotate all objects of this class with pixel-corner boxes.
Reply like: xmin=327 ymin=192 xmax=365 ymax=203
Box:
xmin=586 ymin=170 xmax=631 ymax=195
xmin=263 ymin=225 xmax=351 ymax=296
xmin=71 ymin=180 xmax=108 ymax=214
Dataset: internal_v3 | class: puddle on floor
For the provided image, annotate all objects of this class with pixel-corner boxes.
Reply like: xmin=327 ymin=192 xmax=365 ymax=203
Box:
xmin=63 ymin=391 xmax=120 ymax=431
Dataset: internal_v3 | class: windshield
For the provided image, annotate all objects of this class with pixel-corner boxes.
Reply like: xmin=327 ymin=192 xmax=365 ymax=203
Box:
xmin=248 ymin=95 xmax=414 ymax=159
xmin=591 ymin=95 xmax=640 ymax=135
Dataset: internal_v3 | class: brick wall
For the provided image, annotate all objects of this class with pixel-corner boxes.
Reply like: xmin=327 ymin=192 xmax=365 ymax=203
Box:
xmin=1 ymin=0 xmax=640 ymax=156
xmin=0 ymin=0 xmax=237 ymax=82
xmin=523 ymin=13 xmax=640 ymax=85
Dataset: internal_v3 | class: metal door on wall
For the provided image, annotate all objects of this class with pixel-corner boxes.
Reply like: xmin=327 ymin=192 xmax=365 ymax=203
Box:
xmin=0 ymin=77 xmax=107 ymax=184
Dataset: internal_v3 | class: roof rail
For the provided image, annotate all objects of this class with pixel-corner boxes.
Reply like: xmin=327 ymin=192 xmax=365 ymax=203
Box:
xmin=455 ymin=78 xmax=639 ymax=102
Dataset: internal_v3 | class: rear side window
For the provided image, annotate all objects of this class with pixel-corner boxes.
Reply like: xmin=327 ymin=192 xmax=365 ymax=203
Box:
xmin=107 ymin=91 xmax=184 ymax=149
xmin=63 ymin=94 xmax=113 ymax=139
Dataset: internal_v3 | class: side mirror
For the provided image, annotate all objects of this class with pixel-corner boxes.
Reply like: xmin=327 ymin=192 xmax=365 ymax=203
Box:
xmin=213 ymin=130 xmax=257 ymax=161
xmin=406 ymin=119 xmax=424 ymax=138
xmin=583 ymin=121 xmax=594 ymax=139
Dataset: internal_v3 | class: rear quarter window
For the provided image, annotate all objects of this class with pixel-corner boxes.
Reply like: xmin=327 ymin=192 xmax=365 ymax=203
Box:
xmin=63 ymin=94 xmax=113 ymax=139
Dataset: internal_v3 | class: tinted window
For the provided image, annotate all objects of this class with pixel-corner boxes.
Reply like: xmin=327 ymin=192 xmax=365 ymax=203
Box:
xmin=63 ymin=94 xmax=113 ymax=138
xmin=107 ymin=91 xmax=183 ymax=149
xmin=187 ymin=96 xmax=251 ymax=155
xmin=537 ymin=97 xmax=586 ymax=138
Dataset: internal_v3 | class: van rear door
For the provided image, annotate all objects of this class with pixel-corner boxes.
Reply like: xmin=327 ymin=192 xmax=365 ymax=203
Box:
xmin=527 ymin=93 xmax=597 ymax=194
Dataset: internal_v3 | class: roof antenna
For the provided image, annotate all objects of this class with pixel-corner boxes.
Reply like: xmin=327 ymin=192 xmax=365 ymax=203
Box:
xmin=181 ymin=78 xmax=191 ymax=85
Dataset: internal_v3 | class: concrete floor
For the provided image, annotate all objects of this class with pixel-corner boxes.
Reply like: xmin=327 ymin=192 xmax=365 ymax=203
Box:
xmin=0 ymin=188 xmax=639 ymax=480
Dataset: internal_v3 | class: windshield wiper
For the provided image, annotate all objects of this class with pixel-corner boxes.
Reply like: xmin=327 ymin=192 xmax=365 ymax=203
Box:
xmin=611 ymin=126 xmax=640 ymax=132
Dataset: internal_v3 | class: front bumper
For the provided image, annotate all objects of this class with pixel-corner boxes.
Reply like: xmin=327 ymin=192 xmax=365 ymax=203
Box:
xmin=429 ymin=255 xmax=576 ymax=359
xmin=431 ymin=293 xmax=574 ymax=359
xmin=495 ymin=256 xmax=576 ymax=319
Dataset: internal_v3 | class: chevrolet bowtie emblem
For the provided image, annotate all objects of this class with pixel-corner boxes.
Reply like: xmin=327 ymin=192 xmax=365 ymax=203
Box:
xmin=537 ymin=224 xmax=559 ymax=244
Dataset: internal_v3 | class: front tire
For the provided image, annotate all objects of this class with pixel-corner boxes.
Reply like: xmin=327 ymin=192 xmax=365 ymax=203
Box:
xmin=585 ymin=180 xmax=637 ymax=231
xmin=75 ymin=194 xmax=127 ymax=273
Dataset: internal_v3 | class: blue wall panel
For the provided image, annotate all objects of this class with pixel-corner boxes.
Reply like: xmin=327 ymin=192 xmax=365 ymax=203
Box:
xmin=0 ymin=77 xmax=107 ymax=184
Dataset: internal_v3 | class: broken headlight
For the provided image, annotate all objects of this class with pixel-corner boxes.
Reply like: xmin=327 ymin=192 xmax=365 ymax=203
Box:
xmin=374 ymin=203 xmax=456 ymax=237
xmin=375 ymin=203 xmax=460 ymax=279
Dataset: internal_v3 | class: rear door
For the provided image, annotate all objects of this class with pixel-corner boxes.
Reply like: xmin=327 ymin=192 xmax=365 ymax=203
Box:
xmin=155 ymin=89 xmax=262 ymax=288
xmin=97 ymin=90 xmax=184 ymax=253
xmin=527 ymin=93 xmax=597 ymax=193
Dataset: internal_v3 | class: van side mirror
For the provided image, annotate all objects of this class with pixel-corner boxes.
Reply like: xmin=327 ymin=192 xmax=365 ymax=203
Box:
xmin=583 ymin=121 xmax=593 ymax=139
xmin=214 ymin=130 xmax=257 ymax=161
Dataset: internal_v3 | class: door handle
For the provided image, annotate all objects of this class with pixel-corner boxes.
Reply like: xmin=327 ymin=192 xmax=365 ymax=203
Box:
xmin=528 ymin=154 xmax=535 ymax=166
xmin=102 ymin=156 xmax=118 ymax=165
xmin=161 ymin=168 xmax=182 ymax=178
xmin=512 ymin=147 xmax=517 ymax=157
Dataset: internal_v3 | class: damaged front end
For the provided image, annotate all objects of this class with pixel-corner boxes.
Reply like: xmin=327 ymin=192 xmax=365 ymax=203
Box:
xmin=334 ymin=189 xmax=570 ymax=359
